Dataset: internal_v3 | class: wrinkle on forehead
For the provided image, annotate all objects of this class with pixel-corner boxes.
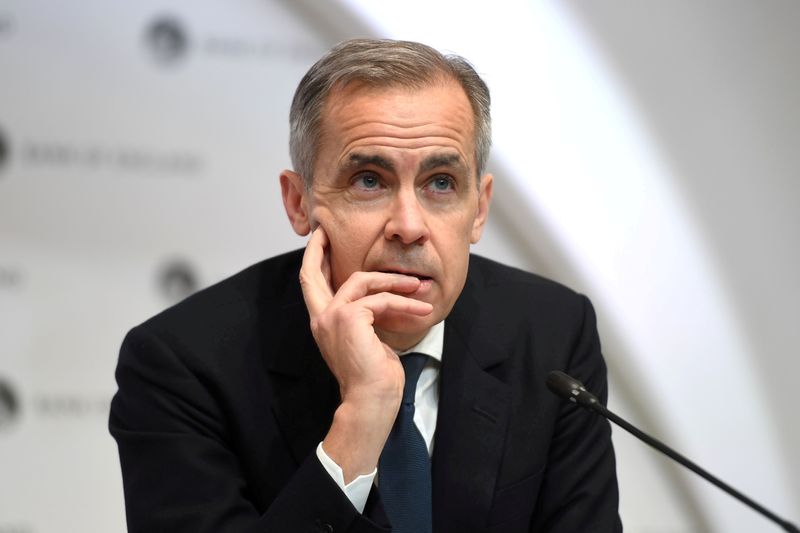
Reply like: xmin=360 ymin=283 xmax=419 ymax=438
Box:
xmin=338 ymin=135 xmax=471 ymax=160
xmin=316 ymin=81 xmax=477 ymax=178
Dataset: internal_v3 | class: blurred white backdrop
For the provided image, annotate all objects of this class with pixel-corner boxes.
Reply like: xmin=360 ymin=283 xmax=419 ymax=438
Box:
xmin=0 ymin=1 xmax=797 ymax=531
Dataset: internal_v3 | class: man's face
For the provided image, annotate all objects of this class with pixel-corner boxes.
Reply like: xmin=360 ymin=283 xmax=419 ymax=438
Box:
xmin=293 ymin=80 xmax=492 ymax=346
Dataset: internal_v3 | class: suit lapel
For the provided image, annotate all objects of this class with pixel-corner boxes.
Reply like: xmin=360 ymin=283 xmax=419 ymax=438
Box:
xmin=266 ymin=275 xmax=340 ymax=465
xmin=261 ymin=253 xmax=513 ymax=529
xmin=432 ymin=270 xmax=511 ymax=531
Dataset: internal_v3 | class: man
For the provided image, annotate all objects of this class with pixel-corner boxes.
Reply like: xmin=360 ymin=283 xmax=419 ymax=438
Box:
xmin=110 ymin=39 xmax=621 ymax=532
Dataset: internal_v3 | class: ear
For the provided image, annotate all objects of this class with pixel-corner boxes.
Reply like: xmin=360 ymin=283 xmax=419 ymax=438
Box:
xmin=280 ymin=170 xmax=311 ymax=236
xmin=470 ymin=173 xmax=493 ymax=244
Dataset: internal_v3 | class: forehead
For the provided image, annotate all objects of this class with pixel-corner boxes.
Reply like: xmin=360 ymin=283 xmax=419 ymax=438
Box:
xmin=316 ymin=80 xmax=477 ymax=172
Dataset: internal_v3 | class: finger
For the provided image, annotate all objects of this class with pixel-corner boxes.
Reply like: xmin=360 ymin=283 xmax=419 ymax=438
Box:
xmin=332 ymin=271 xmax=423 ymax=306
xmin=300 ymin=226 xmax=333 ymax=316
xmin=309 ymin=224 xmax=332 ymax=287
xmin=349 ymin=292 xmax=434 ymax=319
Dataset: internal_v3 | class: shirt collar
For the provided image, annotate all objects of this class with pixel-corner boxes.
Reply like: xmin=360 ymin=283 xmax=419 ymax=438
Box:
xmin=396 ymin=321 xmax=444 ymax=363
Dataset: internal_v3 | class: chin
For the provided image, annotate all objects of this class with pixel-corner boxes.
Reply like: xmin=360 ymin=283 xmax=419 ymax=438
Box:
xmin=374 ymin=312 xmax=438 ymax=349
xmin=375 ymin=311 xmax=435 ymax=334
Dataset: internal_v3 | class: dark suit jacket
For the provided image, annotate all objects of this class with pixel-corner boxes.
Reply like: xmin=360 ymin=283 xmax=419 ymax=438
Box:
xmin=110 ymin=249 xmax=621 ymax=532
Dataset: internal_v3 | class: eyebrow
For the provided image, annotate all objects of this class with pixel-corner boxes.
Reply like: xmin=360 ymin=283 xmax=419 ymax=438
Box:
xmin=341 ymin=152 xmax=468 ymax=175
xmin=342 ymin=153 xmax=396 ymax=173
xmin=419 ymin=153 xmax=468 ymax=174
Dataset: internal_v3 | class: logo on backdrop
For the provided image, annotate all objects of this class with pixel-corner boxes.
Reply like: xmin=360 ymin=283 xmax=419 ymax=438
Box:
xmin=0 ymin=377 xmax=20 ymax=432
xmin=142 ymin=11 xmax=320 ymax=65
xmin=0 ymin=266 xmax=22 ymax=288
xmin=0 ymin=126 xmax=8 ymax=174
xmin=0 ymin=13 xmax=13 ymax=37
xmin=20 ymin=141 xmax=202 ymax=176
xmin=34 ymin=394 xmax=111 ymax=418
xmin=158 ymin=258 xmax=199 ymax=303
xmin=144 ymin=15 xmax=190 ymax=66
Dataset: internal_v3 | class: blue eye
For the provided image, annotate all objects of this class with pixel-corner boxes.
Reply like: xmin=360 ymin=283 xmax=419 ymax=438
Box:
xmin=356 ymin=173 xmax=380 ymax=189
xmin=429 ymin=175 xmax=454 ymax=192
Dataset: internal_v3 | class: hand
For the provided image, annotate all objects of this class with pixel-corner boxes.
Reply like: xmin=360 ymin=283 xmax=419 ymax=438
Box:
xmin=300 ymin=226 xmax=432 ymax=402
xmin=300 ymin=226 xmax=433 ymax=481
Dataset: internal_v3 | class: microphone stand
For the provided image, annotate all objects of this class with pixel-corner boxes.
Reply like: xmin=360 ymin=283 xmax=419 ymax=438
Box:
xmin=547 ymin=371 xmax=799 ymax=533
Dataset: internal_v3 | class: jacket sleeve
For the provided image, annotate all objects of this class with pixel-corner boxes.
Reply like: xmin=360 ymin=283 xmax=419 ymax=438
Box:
xmin=109 ymin=325 xmax=389 ymax=533
xmin=530 ymin=296 xmax=623 ymax=533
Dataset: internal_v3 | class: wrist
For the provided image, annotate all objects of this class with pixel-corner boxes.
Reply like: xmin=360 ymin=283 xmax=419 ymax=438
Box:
xmin=323 ymin=398 xmax=399 ymax=483
xmin=340 ymin=381 xmax=402 ymax=412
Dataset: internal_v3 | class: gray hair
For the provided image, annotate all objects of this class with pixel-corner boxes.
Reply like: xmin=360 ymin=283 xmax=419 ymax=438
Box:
xmin=289 ymin=38 xmax=491 ymax=186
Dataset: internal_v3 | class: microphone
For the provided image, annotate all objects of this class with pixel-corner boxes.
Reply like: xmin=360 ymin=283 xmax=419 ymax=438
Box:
xmin=546 ymin=370 xmax=799 ymax=533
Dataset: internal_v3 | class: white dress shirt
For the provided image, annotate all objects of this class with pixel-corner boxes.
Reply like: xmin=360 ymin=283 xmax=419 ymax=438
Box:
xmin=316 ymin=321 xmax=444 ymax=513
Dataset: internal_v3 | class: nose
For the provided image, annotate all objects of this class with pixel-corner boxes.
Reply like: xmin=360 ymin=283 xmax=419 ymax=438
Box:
xmin=384 ymin=187 xmax=430 ymax=245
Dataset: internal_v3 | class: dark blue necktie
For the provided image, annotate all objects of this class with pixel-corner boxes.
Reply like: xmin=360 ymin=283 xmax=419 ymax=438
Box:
xmin=379 ymin=352 xmax=432 ymax=533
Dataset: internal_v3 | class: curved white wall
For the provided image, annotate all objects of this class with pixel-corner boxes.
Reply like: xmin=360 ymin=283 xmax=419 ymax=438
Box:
xmin=335 ymin=1 xmax=800 ymax=531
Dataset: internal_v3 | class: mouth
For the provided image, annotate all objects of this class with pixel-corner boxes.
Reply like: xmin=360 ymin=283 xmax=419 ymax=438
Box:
xmin=379 ymin=269 xmax=433 ymax=282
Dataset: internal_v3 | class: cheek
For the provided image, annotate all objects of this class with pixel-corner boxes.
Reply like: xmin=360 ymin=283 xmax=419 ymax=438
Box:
xmin=433 ymin=216 xmax=474 ymax=285
xmin=441 ymin=252 xmax=469 ymax=296
xmin=435 ymin=215 xmax=475 ymax=260
xmin=316 ymin=210 xmax=380 ymax=289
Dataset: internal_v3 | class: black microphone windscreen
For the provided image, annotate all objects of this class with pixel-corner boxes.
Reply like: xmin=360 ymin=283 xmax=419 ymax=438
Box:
xmin=546 ymin=370 xmax=582 ymax=400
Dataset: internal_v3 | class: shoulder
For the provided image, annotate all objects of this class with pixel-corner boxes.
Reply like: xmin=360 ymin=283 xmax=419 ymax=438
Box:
xmin=129 ymin=249 xmax=305 ymax=354
xmin=465 ymin=254 xmax=589 ymax=320
xmin=454 ymin=255 xmax=596 ymax=358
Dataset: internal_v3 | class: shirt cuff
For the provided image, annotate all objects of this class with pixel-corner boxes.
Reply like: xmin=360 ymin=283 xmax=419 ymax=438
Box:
xmin=316 ymin=441 xmax=376 ymax=514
